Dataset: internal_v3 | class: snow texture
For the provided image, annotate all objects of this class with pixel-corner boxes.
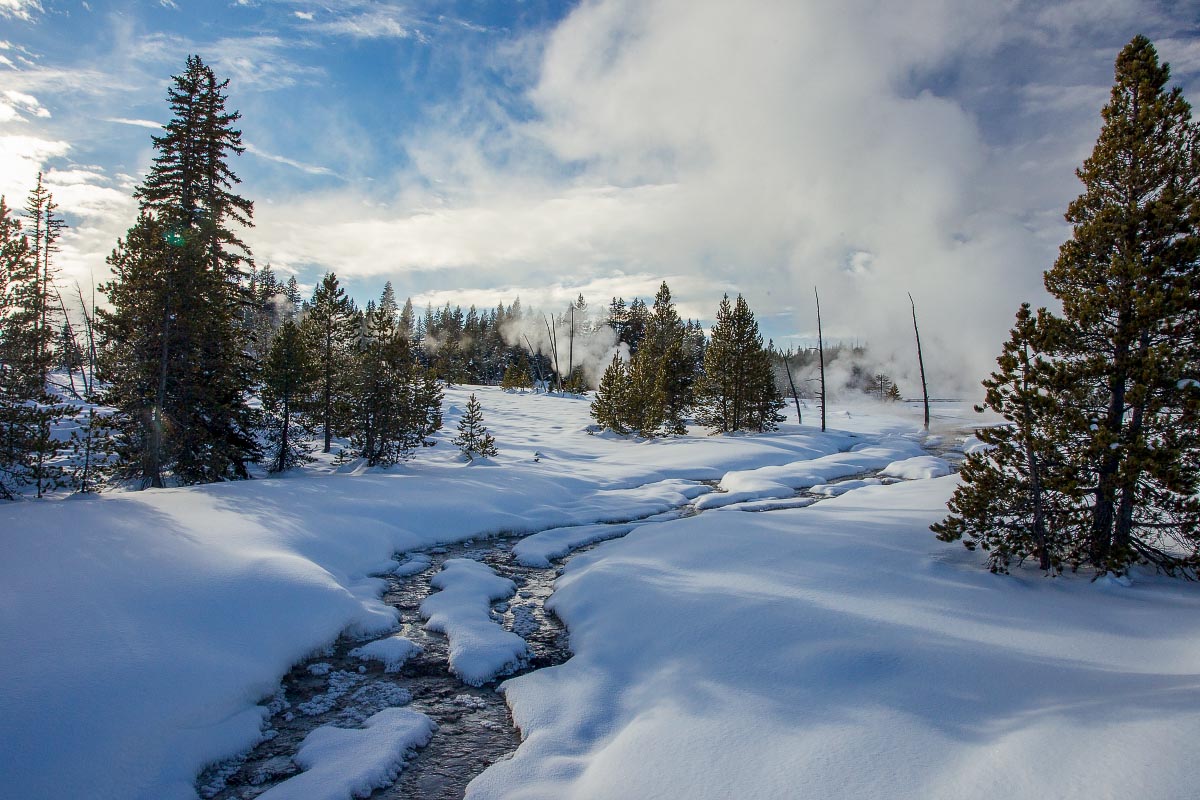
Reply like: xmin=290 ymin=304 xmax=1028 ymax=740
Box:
xmin=420 ymin=558 xmax=528 ymax=685
xmin=8 ymin=391 xmax=1197 ymax=800
xmin=349 ymin=635 xmax=422 ymax=672
xmin=256 ymin=708 xmax=434 ymax=800
xmin=880 ymin=455 xmax=953 ymax=480
xmin=469 ymin=476 xmax=1200 ymax=799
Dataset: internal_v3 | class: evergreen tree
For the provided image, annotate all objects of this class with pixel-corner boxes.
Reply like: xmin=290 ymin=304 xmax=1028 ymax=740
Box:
xmin=301 ymin=272 xmax=357 ymax=453
xmin=1041 ymin=36 xmax=1200 ymax=575
xmin=348 ymin=287 xmax=443 ymax=467
xmin=933 ymin=305 xmax=1076 ymax=573
xmin=98 ymin=55 xmax=258 ymax=487
xmin=590 ymin=354 xmax=629 ymax=433
xmin=23 ymin=173 xmax=63 ymax=391
xmin=453 ymin=393 xmax=497 ymax=460
xmin=627 ymin=282 xmax=694 ymax=435
xmin=936 ymin=37 xmax=1200 ymax=577
xmin=262 ymin=319 xmax=317 ymax=473
xmin=695 ymin=294 xmax=784 ymax=433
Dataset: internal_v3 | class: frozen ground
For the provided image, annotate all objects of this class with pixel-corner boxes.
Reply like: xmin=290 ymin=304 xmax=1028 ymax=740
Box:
xmin=2 ymin=390 xmax=1197 ymax=799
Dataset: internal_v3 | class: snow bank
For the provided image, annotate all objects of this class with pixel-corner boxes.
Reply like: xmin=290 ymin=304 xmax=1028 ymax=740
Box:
xmin=420 ymin=558 xmax=528 ymax=685
xmin=881 ymin=455 xmax=952 ymax=480
xmin=514 ymin=522 xmax=637 ymax=568
xmin=695 ymin=438 xmax=924 ymax=509
xmin=0 ymin=387 xmax=991 ymax=799
xmin=349 ymin=635 xmax=422 ymax=672
xmin=471 ymin=477 xmax=1200 ymax=799
xmin=257 ymin=708 xmax=435 ymax=800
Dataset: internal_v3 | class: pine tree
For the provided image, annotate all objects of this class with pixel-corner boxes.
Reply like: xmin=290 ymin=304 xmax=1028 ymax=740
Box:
xmin=454 ymin=393 xmax=497 ymax=460
xmin=262 ymin=319 xmax=317 ymax=473
xmin=695 ymin=294 xmax=784 ymax=433
xmin=23 ymin=173 xmax=64 ymax=392
xmin=933 ymin=305 xmax=1077 ymax=573
xmin=936 ymin=37 xmax=1200 ymax=577
xmin=301 ymin=272 xmax=357 ymax=453
xmin=0 ymin=190 xmax=75 ymax=499
xmin=98 ymin=55 xmax=258 ymax=487
xmin=348 ymin=287 xmax=443 ymax=467
xmin=625 ymin=282 xmax=694 ymax=435
xmin=590 ymin=354 xmax=629 ymax=433
xmin=1042 ymin=36 xmax=1200 ymax=575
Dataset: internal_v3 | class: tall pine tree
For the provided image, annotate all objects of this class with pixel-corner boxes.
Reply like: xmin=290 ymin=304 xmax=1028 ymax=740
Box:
xmin=1042 ymin=36 xmax=1200 ymax=575
xmin=936 ymin=37 xmax=1200 ymax=577
xmin=98 ymin=55 xmax=259 ymax=487
xmin=301 ymin=272 xmax=357 ymax=453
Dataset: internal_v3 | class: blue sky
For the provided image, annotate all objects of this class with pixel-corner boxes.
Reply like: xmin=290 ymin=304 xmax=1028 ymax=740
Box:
xmin=2 ymin=0 xmax=1198 ymax=389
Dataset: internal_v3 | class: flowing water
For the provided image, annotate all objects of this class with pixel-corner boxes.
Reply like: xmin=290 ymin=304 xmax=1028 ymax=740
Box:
xmin=197 ymin=434 xmax=968 ymax=800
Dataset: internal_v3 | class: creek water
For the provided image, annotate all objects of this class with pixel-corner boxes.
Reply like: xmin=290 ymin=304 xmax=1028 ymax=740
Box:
xmin=197 ymin=437 xmax=966 ymax=800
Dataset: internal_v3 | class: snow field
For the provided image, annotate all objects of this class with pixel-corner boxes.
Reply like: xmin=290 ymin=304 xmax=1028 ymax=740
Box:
xmin=694 ymin=437 xmax=926 ymax=509
xmin=0 ymin=388 xmax=1024 ymax=800
xmin=470 ymin=476 xmax=1200 ymax=799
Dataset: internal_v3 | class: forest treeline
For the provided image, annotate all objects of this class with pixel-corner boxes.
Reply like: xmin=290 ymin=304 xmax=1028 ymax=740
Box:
xmin=0 ymin=54 xmax=913 ymax=500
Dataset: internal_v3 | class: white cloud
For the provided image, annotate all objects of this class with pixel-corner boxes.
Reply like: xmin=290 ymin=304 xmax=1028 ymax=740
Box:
xmin=294 ymin=11 xmax=314 ymax=22
xmin=310 ymin=8 xmax=419 ymax=40
xmin=0 ymin=133 xmax=69 ymax=204
xmin=245 ymin=142 xmax=336 ymax=176
xmin=0 ymin=0 xmax=42 ymax=22
xmin=105 ymin=117 xmax=162 ymax=130
xmin=2 ymin=89 xmax=50 ymax=119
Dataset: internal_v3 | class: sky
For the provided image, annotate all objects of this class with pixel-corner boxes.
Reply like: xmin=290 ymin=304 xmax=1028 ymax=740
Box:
xmin=1 ymin=0 xmax=1198 ymax=393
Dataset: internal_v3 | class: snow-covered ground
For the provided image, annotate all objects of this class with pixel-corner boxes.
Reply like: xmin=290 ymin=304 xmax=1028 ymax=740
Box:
xmin=2 ymin=389 xmax=1197 ymax=799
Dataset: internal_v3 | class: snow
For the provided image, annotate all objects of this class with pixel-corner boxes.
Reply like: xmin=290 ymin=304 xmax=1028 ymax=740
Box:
xmin=256 ymin=708 xmax=435 ymax=800
xmin=349 ymin=635 xmax=422 ymax=672
xmin=420 ymin=558 xmax=529 ymax=685
xmin=880 ymin=454 xmax=953 ymax=480
xmin=4 ymin=390 xmax=1198 ymax=800
xmin=473 ymin=476 xmax=1200 ymax=800
xmin=694 ymin=438 xmax=925 ymax=509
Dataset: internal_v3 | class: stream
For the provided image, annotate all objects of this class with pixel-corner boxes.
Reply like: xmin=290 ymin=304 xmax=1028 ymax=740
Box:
xmin=196 ymin=436 xmax=968 ymax=800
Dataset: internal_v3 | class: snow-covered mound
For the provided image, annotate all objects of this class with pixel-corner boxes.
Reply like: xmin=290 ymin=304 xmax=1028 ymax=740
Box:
xmin=420 ymin=558 xmax=528 ymax=685
xmin=257 ymin=708 xmax=434 ymax=800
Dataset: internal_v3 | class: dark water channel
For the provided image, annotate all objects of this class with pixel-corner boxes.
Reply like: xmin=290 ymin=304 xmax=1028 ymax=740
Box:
xmin=196 ymin=435 xmax=967 ymax=800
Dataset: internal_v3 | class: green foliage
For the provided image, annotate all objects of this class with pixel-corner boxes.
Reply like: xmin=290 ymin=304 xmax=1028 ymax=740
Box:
xmin=500 ymin=356 xmax=533 ymax=391
xmin=347 ymin=287 xmax=443 ymax=467
xmin=453 ymin=393 xmax=497 ymax=460
xmin=98 ymin=55 xmax=259 ymax=487
xmin=262 ymin=319 xmax=317 ymax=473
xmin=933 ymin=305 xmax=1079 ymax=573
xmin=300 ymin=271 xmax=357 ymax=453
xmin=936 ymin=37 xmax=1200 ymax=577
xmin=590 ymin=354 xmax=629 ymax=433
xmin=694 ymin=294 xmax=784 ymax=434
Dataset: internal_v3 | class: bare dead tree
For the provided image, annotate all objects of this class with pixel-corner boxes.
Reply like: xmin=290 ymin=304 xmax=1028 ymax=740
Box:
xmin=75 ymin=282 xmax=97 ymax=397
xmin=908 ymin=292 xmax=930 ymax=431
xmin=541 ymin=314 xmax=563 ymax=392
xmin=782 ymin=348 xmax=802 ymax=424
xmin=54 ymin=291 xmax=82 ymax=399
xmin=814 ymin=287 xmax=826 ymax=432
xmin=521 ymin=334 xmax=544 ymax=390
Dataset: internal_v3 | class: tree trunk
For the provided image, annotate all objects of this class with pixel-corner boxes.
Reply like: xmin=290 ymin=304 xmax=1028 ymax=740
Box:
xmin=909 ymin=293 xmax=930 ymax=431
xmin=782 ymin=352 xmax=802 ymax=424
xmin=815 ymin=287 xmax=826 ymax=432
